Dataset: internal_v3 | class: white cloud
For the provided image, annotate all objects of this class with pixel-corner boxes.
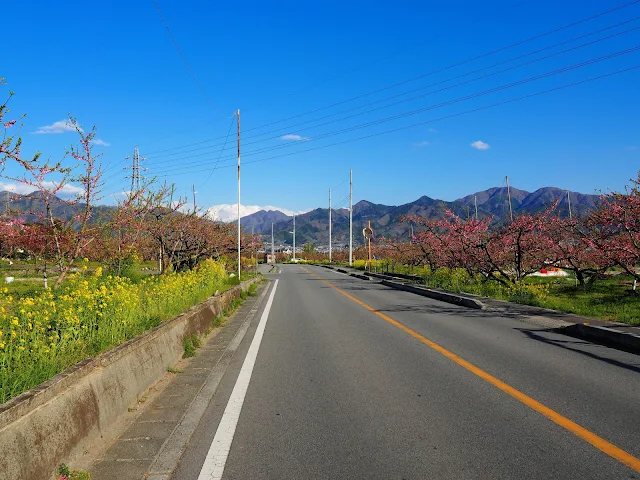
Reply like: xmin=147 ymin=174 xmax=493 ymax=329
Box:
xmin=0 ymin=181 xmax=84 ymax=197
xmin=413 ymin=141 xmax=430 ymax=147
xmin=0 ymin=182 xmax=38 ymax=195
xmin=471 ymin=140 xmax=490 ymax=150
xmin=110 ymin=191 xmax=131 ymax=200
xmin=32 ymin=119 xmax=82 ymax=135
xmin=91 ymin=138 xmax=111 ymax=147
xmin=280 ymin=134 xmax=310 ymax=141
xmin=205 ymin=203 xmax=308 ymax=222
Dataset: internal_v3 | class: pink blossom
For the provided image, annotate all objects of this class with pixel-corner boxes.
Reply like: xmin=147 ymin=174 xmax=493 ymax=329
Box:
xmin=3 ymin=120 xmax=16 ymax=129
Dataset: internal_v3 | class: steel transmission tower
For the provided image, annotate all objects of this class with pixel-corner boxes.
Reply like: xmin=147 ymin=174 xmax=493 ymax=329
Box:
xmin=126 ymin=146 xmax=147 ymax=192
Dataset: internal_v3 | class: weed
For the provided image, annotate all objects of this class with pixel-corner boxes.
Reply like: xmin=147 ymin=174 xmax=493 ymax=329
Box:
xmin=183 ymin=336 xmax=196 ymax=358
xmin=167 ymin=366 xmax=183 ymax=374
xmin=56 ymin=464 xmax=91 ymax=480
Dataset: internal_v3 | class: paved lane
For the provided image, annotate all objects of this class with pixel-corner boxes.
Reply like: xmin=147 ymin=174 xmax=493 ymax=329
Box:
xmin=176 ymin=264 xmax=640 ymax=479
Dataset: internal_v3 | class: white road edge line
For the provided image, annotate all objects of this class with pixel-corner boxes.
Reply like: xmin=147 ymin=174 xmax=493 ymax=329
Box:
xmin=196 ymin=279 xmax=279 ymax=480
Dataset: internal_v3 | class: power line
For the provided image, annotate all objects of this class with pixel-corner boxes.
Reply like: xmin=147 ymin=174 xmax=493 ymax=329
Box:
xmin=140 ymin=63 xmax=640 ymax=179
xmin=197 ymin=116 xmax=235 ymax=188
xmin=142 ymin=45 xmax=640 ymax=176
xmin=141 ymin=0 xmax=640 ymax=158
xmin=141 ymin=19 xmax=640 ymax=165
xmin=97 ymin=2 xmax=640 ymax=196
xmin=152 ymin=0 xmax=228 ymax=118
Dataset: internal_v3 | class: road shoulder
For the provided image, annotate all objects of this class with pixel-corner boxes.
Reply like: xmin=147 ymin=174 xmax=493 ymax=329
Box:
xmin=77 ymin=280 xmax=271 ymax=480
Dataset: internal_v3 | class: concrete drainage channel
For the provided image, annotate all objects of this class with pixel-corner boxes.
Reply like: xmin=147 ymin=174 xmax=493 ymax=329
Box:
xmin=316 ymin=264 xmax=640 ymax=356
xmin=0 ymin=276 xmax=262 ymax=480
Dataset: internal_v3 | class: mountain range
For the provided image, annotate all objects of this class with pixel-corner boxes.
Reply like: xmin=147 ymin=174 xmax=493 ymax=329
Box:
xmin=240 ymin=186 xmax=601 ymax=246
xmin=1 ymin=186 xmax=601 ymax=247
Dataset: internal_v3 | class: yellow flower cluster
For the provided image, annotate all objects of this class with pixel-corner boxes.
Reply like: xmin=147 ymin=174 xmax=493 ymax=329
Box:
xmin=353 ymin=259 xmax=382 ymax=270
xmin=0 ymin=259 xmax=229 ymax=403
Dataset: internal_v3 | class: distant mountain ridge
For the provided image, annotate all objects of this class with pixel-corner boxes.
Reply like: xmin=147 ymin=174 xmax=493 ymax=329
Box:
xmin=0 ymin=190 xmax=114 ymax=223
xmin=0 ymin=186 xmax=601 ymax=246
xmin=241 ymin=186 xmax=601 ymax=245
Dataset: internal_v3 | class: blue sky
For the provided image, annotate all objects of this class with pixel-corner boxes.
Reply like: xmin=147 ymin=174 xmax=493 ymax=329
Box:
xmin=2 ymin=0 xmax=639 ymax=218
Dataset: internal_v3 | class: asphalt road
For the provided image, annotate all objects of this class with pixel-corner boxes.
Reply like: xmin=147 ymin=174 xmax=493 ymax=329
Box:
xmin=174 ymin=264 xmax=640 ymax=479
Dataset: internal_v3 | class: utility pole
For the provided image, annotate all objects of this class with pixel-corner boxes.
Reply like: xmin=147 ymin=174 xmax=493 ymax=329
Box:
xmin=271 ymin=222 xmax=274 ymax=264
xmin=567 ymin=190 xmax=572 ymax=219
xmin=329 ymin=188 xmax=332 ymax=263
xmin=293 ymin=214 xmax=296 ymax=262
xmin=349 ymin=169 xmax=353 ymax=266
xmin=126 ymin=146 xmax=147 ymax=192
xmin=192 ymin=184 xmax=197 ymax=213
xmin=252 ymin=225 xmax=256 ymax=275
xmin=236 ymin=109 xmax=241 ymax=280
xmin=474 ymin=195 xmax=478 ymax=220
xmin=505 ymin=175 xmax=513 ymax=222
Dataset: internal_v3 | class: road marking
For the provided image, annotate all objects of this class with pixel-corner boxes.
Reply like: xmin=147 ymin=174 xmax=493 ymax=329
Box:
xmin=147 ymin=283 xmax=271 ymax=478
xmin=302 ymin=266 xmax=640 ymax=473
xmin=196 ymin=280 xmax=279 ymax=480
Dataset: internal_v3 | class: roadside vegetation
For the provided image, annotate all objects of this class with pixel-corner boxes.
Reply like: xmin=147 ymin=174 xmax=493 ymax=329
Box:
xmin=301 ymin=172 xmax=640 ymax=325
xmin=0 ymin=80 xmax=262 ymax=403
xmin=0 ymin=259 xmax=236 ymax=402
xmin=349 ymin=261 xmax=638 ymax=324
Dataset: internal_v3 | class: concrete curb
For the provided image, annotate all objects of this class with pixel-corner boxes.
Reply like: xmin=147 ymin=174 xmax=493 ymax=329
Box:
xmin=370 ymin=272 xmax=640 ymax=355
xmin=559 ymin=323 xmax=640 ymax=355
xmin=380 ymin=279 xmax=485 ymax=310
xmin=0 ymin=276 xmax=261 ymax=480
xmin=311 ymin=265 xmax=640 ymax=355
xmin=349 ymin=273 xmax=370 ymax=281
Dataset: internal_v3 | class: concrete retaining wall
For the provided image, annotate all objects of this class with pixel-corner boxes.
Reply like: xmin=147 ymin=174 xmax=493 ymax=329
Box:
xmin=0 ymin=277 xmax=260 ymax=480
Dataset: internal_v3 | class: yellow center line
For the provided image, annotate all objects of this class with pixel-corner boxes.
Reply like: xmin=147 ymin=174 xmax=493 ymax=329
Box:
xmin=301 ymin=266 xmax=640 ymax=473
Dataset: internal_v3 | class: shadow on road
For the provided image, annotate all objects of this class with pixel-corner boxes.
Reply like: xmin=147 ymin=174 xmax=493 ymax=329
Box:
xmin=516 ymin=328 xmax=640 ymax=374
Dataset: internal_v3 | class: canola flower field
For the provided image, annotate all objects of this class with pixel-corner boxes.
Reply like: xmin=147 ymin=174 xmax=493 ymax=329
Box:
xmin=0 ymin=259 xmax=232 ymax=403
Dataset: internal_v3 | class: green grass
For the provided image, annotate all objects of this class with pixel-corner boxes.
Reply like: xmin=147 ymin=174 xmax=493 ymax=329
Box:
xmin=528 ymin=279 xmax=639 ymax=324
xmin=183 ymin=334 xmax=199 ymax=358
xmin=3 ymin=280 xmax=45 ymax=298
xmin=343 ymin=261 xmax=639 ymax=325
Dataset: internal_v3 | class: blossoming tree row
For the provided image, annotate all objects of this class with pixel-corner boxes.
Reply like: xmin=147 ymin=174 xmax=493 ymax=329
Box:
xmin=377 ymin=173 xmax=640 ymax=287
